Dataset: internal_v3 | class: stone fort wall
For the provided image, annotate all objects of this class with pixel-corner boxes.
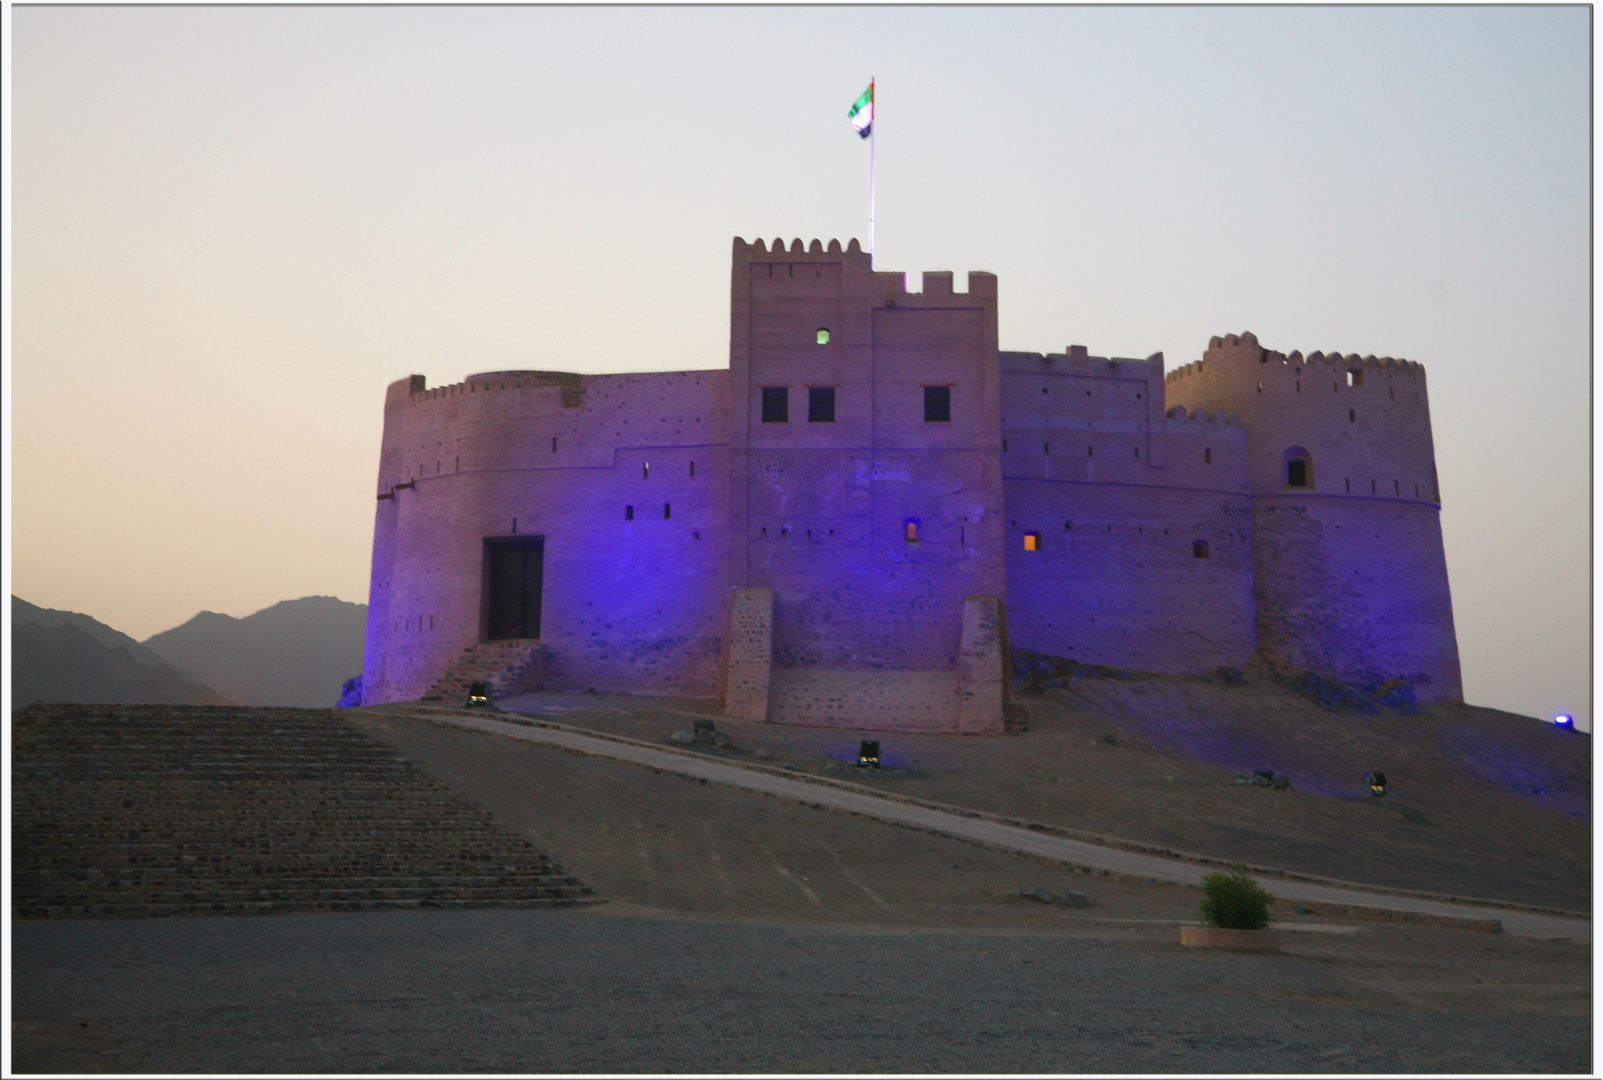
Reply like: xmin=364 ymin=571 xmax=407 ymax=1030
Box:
xmin=1000 ymin=349 xmax=1256 ymax=673
xmin=1164 ymin=333 xmax=1462 ymax=702
xmin=362 ymin=368 xmax=731 ymax=705
xmin=361 ymin=246 xmax=1462 ymax=720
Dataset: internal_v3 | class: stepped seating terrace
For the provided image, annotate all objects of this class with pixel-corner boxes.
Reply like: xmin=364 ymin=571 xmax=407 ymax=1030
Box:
xmin=12 ymin=703 xmax=597 ymax=918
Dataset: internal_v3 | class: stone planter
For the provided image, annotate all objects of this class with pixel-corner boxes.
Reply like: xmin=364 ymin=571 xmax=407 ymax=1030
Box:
xmin=1180 ymin=926 xmax=1281 ymax=952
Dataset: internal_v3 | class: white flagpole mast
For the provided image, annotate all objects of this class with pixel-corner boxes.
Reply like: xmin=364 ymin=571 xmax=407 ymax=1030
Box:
xmin=868 ymin=77 xmax=876 ymax=268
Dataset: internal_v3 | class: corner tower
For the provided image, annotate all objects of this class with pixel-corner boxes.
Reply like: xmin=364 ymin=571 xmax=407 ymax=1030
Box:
xmin=1165 ymin=333 xmax=1462 ymax=703
xmin=723 ymin=237 xmax=1007 ymax=732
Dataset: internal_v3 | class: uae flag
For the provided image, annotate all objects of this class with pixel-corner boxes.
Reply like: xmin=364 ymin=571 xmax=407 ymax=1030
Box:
xmin=848 ymin=82 xmax=873 ymax=138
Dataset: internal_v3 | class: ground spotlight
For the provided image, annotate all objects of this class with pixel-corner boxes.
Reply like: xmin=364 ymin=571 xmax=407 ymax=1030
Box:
xmin=858 ymin=740 xmax=881 ymax=769
xmin=465 ymin=681 xmax=491 ymax=708
xmin=1365 ymin=770 xmax=1387 ymax=797
xmin=1554 ymin=714 xmax=1574 ymax=729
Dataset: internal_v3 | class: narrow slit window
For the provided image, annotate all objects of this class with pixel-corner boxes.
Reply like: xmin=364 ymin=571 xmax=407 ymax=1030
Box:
xmin=1087 ymin=445 xmax=1094 ymax=458
xmin=1193 ymin=540 xmax=1210 ymax=559
xmin=1003 ymin=438 xmax=1009 ymax=452
xmin=1134 ymin=446 xmax=1140 ymax=459
xmin=552 ymin=437 xmax=557 ymax=452
xmin=761 ymin=386 xmax=789 ymax=423
xmin=1371 ymin=479 xmax=1377 ymax=494
xmin=1024 ymin=532 xmax=1042 ymax=552
xmin=1044 ymin=442 xmax=1050 ymax=455
xmin=904 ymin=520 xmax=919 ymax=543
xmin=923 ymin=385 xmax=951 ymax=422
xmin=625 ymin=505 xmax=634 ymax=520
xmin=1349 ymin=409 xmax=1356 ymax=423
xmin=808 ymin=386 xmax=836 ymax=423
xmin=643 ymin=462 xmax=650 ymax=479
xmin=1394 ymin=480 xmax=1400 ymax=496
xmin=690 ymin=461 xmax=696 ymax=477
xmin=664 ymin=503 xmax=672 ymax=519
xmin=1345 ymin=478 xmax=1351 ymax=493
xmin=1204 ymin=448 xmax=1212 ymax=464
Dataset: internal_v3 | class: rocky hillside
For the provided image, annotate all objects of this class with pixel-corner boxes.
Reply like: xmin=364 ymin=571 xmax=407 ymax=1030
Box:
xmin=11 ymin=598 xmax=230 ymax=707
xmin=142 ymin=596 xmax=367 ymax=708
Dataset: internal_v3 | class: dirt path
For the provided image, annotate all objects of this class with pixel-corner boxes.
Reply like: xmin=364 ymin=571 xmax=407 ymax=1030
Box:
xmin=466 ymin=674 xmax=1589 ymax=913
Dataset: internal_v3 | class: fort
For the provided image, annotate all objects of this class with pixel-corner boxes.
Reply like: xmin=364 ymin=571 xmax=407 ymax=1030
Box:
xmin=359 ymin=236 xmax=1462 ymax=729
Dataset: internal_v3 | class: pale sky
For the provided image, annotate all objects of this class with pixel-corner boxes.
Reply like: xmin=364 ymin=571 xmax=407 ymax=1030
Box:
xmin=8 ymin=5 xmax=1591 ymax=728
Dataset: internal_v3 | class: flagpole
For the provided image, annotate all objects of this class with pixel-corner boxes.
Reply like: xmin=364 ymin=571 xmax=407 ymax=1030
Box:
xmin=868 ymin=77 xmax=876 ymax=268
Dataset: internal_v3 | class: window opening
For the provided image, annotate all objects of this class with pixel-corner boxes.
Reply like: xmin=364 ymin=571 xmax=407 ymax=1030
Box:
xmin=923 ymin=385 xmax=951 ymax=422
xmin=1134 ymin=446 xmax=1140 ymax=459
xmin=551 ymin=437 xmax=557 ymax=452
xmin=816 ymin=327 xmax=831 ymax=345
xmin=1087 ymin=445 xmax=1094 ymax=458
xmin=625 ymin=505 xmax=634 ymax=520
xmin=1205 ymin=448 xmax=1212 ymax=464
xmin=1193 ymin=540 xmax=1210 ymax=559
xmin=761 ymin=386 xmax=789 ymax=423
xmin=664 ymin=502 xmax=672 ymax=519
xmin=1287 ymin=460 xmax=1307 ymax=487
xmin=1394 ymin=480 xmax=1400 ymax=496
xmin=1348 ymin=369 xmax=1363 ymax=387
xmin=1345 ymin=478 xmax=1351 ymax=493
xmin=809 ymin=386 xmax=836 ymax=423
xmin=643 ymin=462 xmax=650 ymax=480
xmin=904 ymin=520 xmax=919 ymax=543
xmin=1024 ymin=532 xmax=1042 ymax=551
xmin=1349 ymin=409 xmax=1356 ymax=422
xmin=690 ymin=461 xmax=695 ymax=477
xmin=1044 ymin=442 xmax=1050 ymax=455
xmin=1371 ymin=479 xmax=1377 ymax=494
xmin=1003 ymin=438 xmax=1009 ymax=452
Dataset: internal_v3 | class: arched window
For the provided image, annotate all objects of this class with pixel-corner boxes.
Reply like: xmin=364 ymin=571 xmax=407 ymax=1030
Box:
xmin=1283 ymin=447 xmax=1313 ymax=489
xmin=904 ymin=519 xmax=919 ymax=543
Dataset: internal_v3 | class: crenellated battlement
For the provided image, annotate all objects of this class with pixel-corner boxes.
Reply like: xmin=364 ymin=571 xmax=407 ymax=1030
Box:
xmin=736 ymin=236 xmax=867 ymax=260
xmin=734 ymin=235 xmax=995 ymax=301
xmin=1165 ymin=405 xmax=1243 ymax=429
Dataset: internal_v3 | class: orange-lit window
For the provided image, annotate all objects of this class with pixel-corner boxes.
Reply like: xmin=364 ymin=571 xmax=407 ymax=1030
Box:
xmin=1024 ymin=532 xmax=1042 ymax=551
xmin=904 ymin=520 xmax=919 ymax=543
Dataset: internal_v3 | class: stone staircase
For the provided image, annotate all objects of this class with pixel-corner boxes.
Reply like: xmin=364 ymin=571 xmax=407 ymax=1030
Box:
xmin=422 ymin=640 xmax=546 ymax=705
xmin=11 ymin=703 xmax=598 ymax=919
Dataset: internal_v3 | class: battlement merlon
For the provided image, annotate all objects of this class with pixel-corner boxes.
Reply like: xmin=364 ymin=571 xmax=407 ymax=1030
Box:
xmin=1181 ymin=332 xmax=1426 ymax=378
xmin=731 ymin=236 xmax=997 ymax=302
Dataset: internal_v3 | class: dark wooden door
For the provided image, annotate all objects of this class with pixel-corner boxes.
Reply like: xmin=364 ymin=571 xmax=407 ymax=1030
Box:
xmin=486 ymin=538 xmax=544 ymax=639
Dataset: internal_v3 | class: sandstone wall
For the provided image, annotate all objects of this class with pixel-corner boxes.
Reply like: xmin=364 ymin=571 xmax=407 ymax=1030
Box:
xmin=362 ymin=369 xmax=730 ymax=704
xmin=1164 ymin=332 xmax=1461 ymax=701
xmin=726 ymin=238 xmax=1007 ymax=731
xmin=1000 ymin=350 xmax=1257 ymax=672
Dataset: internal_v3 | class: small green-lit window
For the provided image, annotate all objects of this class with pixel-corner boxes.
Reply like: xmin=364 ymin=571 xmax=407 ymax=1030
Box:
xmin=816 ymin=328 xmax=831 ymax=345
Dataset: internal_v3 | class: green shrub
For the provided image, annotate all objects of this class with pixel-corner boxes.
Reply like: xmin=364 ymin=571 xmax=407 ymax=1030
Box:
xmin=1198 ymin=863 xmax=1274 ymax=930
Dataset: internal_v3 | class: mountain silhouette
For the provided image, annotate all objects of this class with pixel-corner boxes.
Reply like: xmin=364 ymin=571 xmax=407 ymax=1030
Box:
xmin=11 ymin=598 xmax=231 ymax=707
xmin=141 ymin=596 xmax=368 ymax=707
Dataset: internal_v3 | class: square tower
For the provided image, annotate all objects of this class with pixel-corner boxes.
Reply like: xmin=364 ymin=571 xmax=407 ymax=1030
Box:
xmin=723 ymin=237 xmax=1006 ymax=732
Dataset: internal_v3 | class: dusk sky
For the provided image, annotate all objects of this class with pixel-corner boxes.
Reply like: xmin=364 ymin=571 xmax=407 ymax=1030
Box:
xmin=8 ymin=6 xmax=1591 ymax=727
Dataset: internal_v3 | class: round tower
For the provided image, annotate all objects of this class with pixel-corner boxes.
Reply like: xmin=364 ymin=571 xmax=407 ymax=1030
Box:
xmin=1164 ymin=333 xmax=1462 ymax=704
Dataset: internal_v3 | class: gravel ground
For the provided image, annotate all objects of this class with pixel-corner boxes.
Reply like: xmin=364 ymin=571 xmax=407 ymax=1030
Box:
xmin=11 ymin=907 xmax=1590 ymax=1075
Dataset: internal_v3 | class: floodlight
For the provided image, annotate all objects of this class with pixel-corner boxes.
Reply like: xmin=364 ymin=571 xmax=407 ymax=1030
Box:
xmin=1554 ymin=714 xmax=1574 ymax=729
xmin=1365 ymin=770 xmax=1386 ymax=797
xmin=858 ymin=740 xmax=881 ymax=769
xmin=465 ymin=681 xmax=491 ymax=708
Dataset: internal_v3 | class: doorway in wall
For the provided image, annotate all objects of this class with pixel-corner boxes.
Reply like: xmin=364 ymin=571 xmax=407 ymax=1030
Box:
xmin=485 ymin=537 xmax=544 ymax=639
